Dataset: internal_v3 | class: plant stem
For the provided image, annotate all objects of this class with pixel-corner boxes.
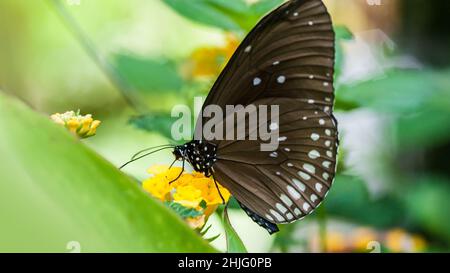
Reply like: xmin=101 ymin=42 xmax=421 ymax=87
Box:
xmin=48 ymin=0 xmax=146 ymax=112
xmin=317 ymin=204 xmax=328 ymax=253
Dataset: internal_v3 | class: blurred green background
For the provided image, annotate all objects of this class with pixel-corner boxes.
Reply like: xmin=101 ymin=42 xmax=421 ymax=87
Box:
xmin=0 ymin=0 xmax=449 ymax=253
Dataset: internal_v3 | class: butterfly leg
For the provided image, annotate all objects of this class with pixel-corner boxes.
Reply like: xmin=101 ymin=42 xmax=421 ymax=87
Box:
xmin=168 ymin=159 xmax=185 ymax=184
xmin=212 ymin=174 xmax=225 ymax=205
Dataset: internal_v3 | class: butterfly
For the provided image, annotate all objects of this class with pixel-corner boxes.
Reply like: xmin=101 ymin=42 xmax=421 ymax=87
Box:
xmin=124 ymin=0 xmax=338 ymax=234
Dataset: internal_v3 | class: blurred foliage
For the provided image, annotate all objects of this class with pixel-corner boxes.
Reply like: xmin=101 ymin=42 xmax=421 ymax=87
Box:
xmin=163 ymin=0 xmax=284 ymax=32
xmin=129 ymin=113 xmax=177 ymax=141
xmin=0 ymin=94 xmax=214 ymax=252
xmin=113 ymin=54 xmax=183 ymax=94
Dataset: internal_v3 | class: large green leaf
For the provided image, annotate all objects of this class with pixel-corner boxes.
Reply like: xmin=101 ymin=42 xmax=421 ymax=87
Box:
xmin=0 ymin=94 xmax=215 ymax=252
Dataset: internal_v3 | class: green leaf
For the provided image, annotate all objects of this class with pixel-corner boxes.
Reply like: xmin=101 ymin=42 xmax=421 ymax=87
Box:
xmin=0 ymin=94 xmax=214 ymax=252
xmin=163 ymin=0 xmax=245 ymax=31
xmin=325 ymin=175 xmax=405 ymax=228
xmin=162 ymin=0 xmax=286 ymax=33
xmin=250 ymin=0 xmax=284 ymax=15
xmin=205 ymin=233 xmax=221 ymax=243
xmin=334 ymin=26 xmax=354 ymax=81
xmin=165 ymin=201 xmax=204 ymax=219
xmin=113 ymin=53 xmax=183 ymax=93
xmin=223 ymin=206 xmax=247 ymax=253
xmin=402 ymin=176 xmax=450 ymax=244
xmin=129 ymin=112 xmax=175 ymax=140
xmin=336 ymin=69 xmax=450 ymax=148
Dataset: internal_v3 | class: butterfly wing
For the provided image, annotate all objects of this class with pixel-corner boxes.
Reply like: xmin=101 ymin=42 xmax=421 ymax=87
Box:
xmin=197 ymin=0 xmax=337 ymax=232
xmin=197 ymin=0 xmax=335 ymax=141
xmin=212 ymin=98 xmax=338 ymax=232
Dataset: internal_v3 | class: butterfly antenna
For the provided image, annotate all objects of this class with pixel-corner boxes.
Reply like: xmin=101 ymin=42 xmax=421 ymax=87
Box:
xmin=168 ymin=159 xmax=185 ymax=184
xmin=212 ymin=174 xmax=225 ymax=205
xmin=131 ymin=144 xmax=175 ymax=160
xmin=119 ymin=146 xmax=174 ymax=170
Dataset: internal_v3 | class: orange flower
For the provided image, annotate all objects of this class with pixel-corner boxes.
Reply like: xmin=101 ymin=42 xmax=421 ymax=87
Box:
xmin=186 ymin=34 xmax=240 ymax=78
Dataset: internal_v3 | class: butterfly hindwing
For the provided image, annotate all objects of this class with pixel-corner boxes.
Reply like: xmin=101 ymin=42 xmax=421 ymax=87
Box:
xmin=213 ymin=99 xmax=338 ymax=225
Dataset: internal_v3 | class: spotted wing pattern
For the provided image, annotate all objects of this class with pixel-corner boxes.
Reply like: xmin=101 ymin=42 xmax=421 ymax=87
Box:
xmin=196 ymin=0 xmax=337 ymax=233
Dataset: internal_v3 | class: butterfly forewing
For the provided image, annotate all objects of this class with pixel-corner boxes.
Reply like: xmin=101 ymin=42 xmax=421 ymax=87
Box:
xmin=199 ymin=0 xmax=335 ymax=126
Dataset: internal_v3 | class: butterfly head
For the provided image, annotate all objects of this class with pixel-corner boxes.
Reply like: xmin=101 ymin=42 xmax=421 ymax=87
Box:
xmin=172 ymin=145 xmax=185 ymax=161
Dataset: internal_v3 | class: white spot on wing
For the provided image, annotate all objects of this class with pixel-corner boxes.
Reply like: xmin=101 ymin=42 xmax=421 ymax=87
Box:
xmin=253 ymin=77 xmax=262 ymax=86
xmin=303 ymin=163 xmax=316 ymax=174
xmin=287 ymin=185 xmax=301 ymax=200
xmin=311 ymin=133 xmax=320 ymax=141
xmin=315 ymin=183 xmax=323 ymax=193
xmin=293 ymin=178 xmax=306 ymax=192
xmin=298 ymin=171 xmax=310 ymax=181
xmin=308 ymin=150 xmax=320 ymax=159
xmin=277 ymin=75 xmax=286 ymax=84
xmin=270 ymin=209 xmax=285 ymax=222
xmin=276 ymin=203 xmax=288 ymax=214
xmin=303 ymin=202 xmax=311 ymax=211
xmin=280 ymin=194 xmax=293 ymax=207
xmin=286 ymin=213 xmax=294 ymax=221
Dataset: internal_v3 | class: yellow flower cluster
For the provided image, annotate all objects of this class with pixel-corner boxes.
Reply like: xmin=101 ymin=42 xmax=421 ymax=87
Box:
xmin=185 ymin=34 xmax=240 ymax=78
xmin=142 ymin=165 xmax=231 ymax=229
xmin=312 ymin=227 xmax=427 ymax=253
xmin=51 ymin=110 xmax=101 ymax=139
xmin=385 ymin=228 xmax=427 ymax=253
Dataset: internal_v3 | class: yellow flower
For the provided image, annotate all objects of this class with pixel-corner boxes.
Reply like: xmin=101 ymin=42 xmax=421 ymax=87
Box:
xmin=50 ymin=110 xmax=101 ymax=138
xmin=352 ymin=228 xmax=378 ymax=251
xmin=325 ymin=232 xmax=346 ymax=253
xmin=142 ymin=164 xmax=231 ymax=230
xmin=186 ymin=34 xmax=239 ymax=78
xmin=173 ymin=185 xmax=203 ymax=209
xmin=385 ymin=228 xmax=427 ymax=253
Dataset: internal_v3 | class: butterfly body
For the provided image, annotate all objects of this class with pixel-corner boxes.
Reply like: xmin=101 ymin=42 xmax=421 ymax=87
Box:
xmin=174 ymin=140 xmax=217 ymax=177
xmin=174 ymin=0 xmax=338 ymax=234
